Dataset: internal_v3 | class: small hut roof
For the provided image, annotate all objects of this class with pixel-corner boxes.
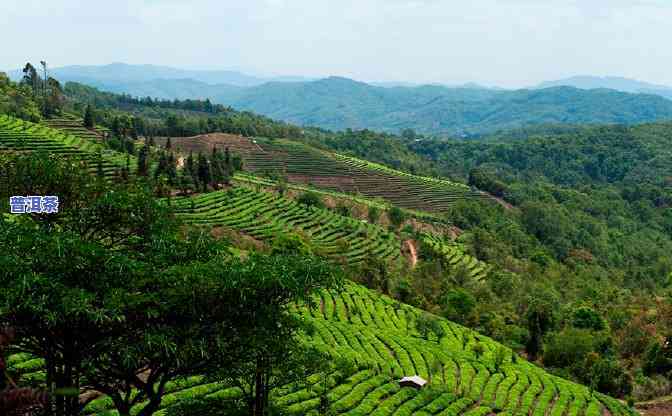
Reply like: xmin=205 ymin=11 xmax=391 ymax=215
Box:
xmin=399 ymin=375 xmax=428 ymax=386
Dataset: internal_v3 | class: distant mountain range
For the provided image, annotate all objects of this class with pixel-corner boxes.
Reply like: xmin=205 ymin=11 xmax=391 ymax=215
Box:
xmin=7 ymin=63 xmax=313 ymax=88
xmin=9 ymin=63 xmax=672 ymax=136
xmin=216 ymin=77 xmax=672 ymax=136
xmin=535 ymin=75 xmax=672 ymax=100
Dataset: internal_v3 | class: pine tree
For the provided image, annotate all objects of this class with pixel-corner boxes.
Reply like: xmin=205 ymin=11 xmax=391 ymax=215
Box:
xmin=137 ymin=145 xmax=149 ymax=176
xmin=155 ymin=153 xmax=168 ymax=179
xmin=167 ymin=152 xmax=177 ymax=185
xmin=96 ymin=156 xmax=104 ymax=179
xmin=209 ymin=147 xmax=223 ymax=188
xmin=197 ymin=152 xmax=211 ymax=192
xmin=224 ymin=147 xmax=231 ymax=170
xmin=121 ymin=156 xmax=130 ymax=182
xmin=186 ymin=151 xmax=197 ymax=184
xmin=84 ymin=104 xmax=95 ymax=128
xmin=178 ymin=170 xmax=195 ymax=195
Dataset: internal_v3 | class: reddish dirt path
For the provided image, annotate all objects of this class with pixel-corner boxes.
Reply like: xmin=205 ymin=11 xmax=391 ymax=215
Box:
xmin=637 ymin=401 xmax=672 ymax=416
xmin=405 ymin=240 xmax=418 ymax=268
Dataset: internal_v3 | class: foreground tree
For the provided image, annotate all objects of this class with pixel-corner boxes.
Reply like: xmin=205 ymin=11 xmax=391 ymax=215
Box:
xmin=0 ymin=152 xmax=342 ymax=416
xmin=207 ymin=254 xmax=342 ymax=416
xmin=1 ymin=327 xmax=49 ymax=415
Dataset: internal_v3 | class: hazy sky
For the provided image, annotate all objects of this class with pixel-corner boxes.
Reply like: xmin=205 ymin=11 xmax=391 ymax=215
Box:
xmin=2 ymin=0 xmax=672 ymax=88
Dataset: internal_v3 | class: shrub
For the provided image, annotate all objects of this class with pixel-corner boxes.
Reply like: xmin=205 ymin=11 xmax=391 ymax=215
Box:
xmin=468 ymin=168 xmax=507 ymax=197
xmin=584 ymin=355 xmax=632 ymax=398
xmin=271 ymin=233 xmax=314 ymax=256
xmin=388 ymin=206 xmax=406 ymax=229
xmin=572 ymin=306 xmax=606 ymax=331
xmin=442 ymin=289 xmax=476 ymax=324
xmin=367 ymin=205 xmax=381 ymax=224
xmin=297 ymin=191 xmax=324 ymax=209
xmin=643 ymin=339 xmax=672 ymax=376
xmin=543 ymin=328 xmax=594 ymax=369
xmin=335 ymin=202 xmax=351 ymax=217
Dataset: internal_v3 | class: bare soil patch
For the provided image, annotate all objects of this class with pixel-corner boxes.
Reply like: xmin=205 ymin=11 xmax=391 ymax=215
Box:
xmin=287 ymin=174 xmax=356 ymax=191
xmin=638 ymin=400 xmax=672 ymax=416
xmin=404 ymin=240 xmax=418 ymax=268
xmin=154 ymin=133 xmax=258 ymax=155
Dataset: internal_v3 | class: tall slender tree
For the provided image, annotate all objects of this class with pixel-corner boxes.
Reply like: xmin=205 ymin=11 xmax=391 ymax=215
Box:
xmin=21 ymin=63 xmax=40 ymax=97
xmin=84 ymin=104 xmax=95 ymax=128
xmin=137 ymin=145 xmax=149 ymax=176
xmin=197 ymin=152 xmax=211 ymax=192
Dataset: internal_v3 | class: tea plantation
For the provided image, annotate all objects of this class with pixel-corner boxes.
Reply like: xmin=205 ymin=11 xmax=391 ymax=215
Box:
xmin=172 ymin=186 xmax=403 ymax=265
xmin=0 ymin=114 xmax=131 ymax=177
xmin=9 ymin=283 xmax=635 ymax=416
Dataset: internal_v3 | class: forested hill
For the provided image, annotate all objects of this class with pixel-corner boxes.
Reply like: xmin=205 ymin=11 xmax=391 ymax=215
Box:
xmin=221 ymin=79 xmax=672 ymax=136
xmin=409 ymin=123 xmax=672 ymax=189
xmin=51 ymin=74 xmax=672 ymax=137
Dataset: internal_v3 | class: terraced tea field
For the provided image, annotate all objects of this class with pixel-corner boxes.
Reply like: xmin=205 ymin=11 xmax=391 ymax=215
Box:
xmin=172 ymin=186 xmax=403 ymax=265
xmin=233 ymin=172 xmax=449 ymax=226
xmin=0 ymin=114 xmax=131 ymax=177
xmin=9 ymin=283 xmax=635 ymax=416
xmin=43 ymin=115 xmax=107 ymax=142
xmin=421 ymin=234 xmax=492 ymax=282
xmin=165 ymin=135 xmax=489 ymax=213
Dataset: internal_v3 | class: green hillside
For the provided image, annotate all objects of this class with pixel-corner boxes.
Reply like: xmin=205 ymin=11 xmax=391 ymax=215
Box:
xmin=169 ymin=135 xmax=487 ymax=213
xmin=42 ymin=114 xmax=108 ymax=142
xmin=420 ymin=233 xmax=492 ymax=283
xmin=172 ymin=186 xmax=403 ymax=265
xmin=0 ymin=114 xmax=132 ymax=177
xmin=9 ymin=282 xmax=634 ymax=416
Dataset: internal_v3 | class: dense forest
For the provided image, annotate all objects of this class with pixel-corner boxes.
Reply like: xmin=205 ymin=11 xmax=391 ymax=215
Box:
xmin=63 ymin=82 xmax=306 ymax=139
xmin=305 ymin=122 xmax=672 ymax=398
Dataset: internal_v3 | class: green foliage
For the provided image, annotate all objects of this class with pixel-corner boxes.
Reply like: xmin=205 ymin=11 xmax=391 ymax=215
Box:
xmin=572 ymin=306 xmax=607 ymax=331
xmin=388 ymin=206 xmax=406 ymax=229
xmin=335 ymin=202 xmax=351 ymax=217
xmin=544 ymin=329 xmax=598 ymax=369
xmin=167 ymin=396 xmax=247 ymax=416
xmin=0 ymin=72 xmax=41 ymax=122
xmin=271 ymin=232 xmax=315 ymax=256
xmin=83 ymin=104 xmax=95 ymax=128
xmin=468 ymin=168 xmax=507 ymax=197
xmin=525 ymin=298 xmax=556 ymax=361
xmin=441 ymin=289 xmax=476 ymax=324
xmin=585 ymin=355 xmax=633 ymax=398
xmin=643 ymin=339 xmax=672 ymax=376
xmin=296 ymin=191 xmax=325 ymax=209
xmin=0 ymin=152 xmax=344 ymax=416
xmin=173 ymin=187 xmax=402 ymax=265
xmin=63 ymin=81 xmax=303 ymax=139
xmin=367 ymin=205 xmax=381 ymax=224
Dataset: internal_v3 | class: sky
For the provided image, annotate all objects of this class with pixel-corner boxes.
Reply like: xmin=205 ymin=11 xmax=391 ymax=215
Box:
xmin=2 ymin=0 xmax=672 ymax=88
